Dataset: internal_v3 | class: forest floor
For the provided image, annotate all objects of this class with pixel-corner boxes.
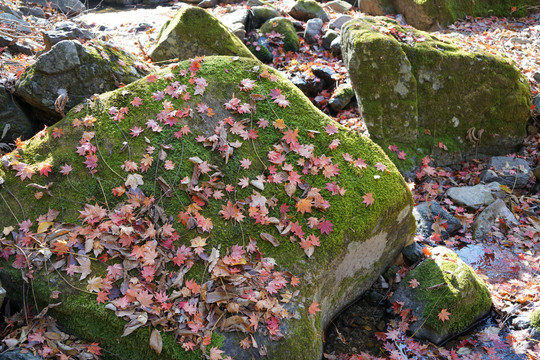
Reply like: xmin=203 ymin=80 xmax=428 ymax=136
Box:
xmin=0 ymin=1 xmax=538 ymax=359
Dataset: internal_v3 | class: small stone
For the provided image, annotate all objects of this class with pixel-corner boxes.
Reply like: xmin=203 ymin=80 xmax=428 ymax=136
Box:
xmin=532 ymin=167 xmax=540 ymax=181
xmin=413 ymin=201 xmax=461 ymax=239
xmin=512 ymin=313 xmax=531 ymax=330
xmin=328 ymin=83 xmax=355 ymax=112
xmin=481 ymin=156 xmax=532 ymax=189
xmin=19 ymin=6 xmax=46 ymax=18
xmin=402 ymin=242 xmax=424 ymax=265
xmin=446 ymin=184 xmax=495 ymax=210
xmin=534 ymin=72 xmax=540 ymax=83
xmin=311 ymin=65 xmax=337 ymax=87
xmin=291 ymin=76 xmax=324 ymax=97
xmin=329 ymin=15 xmax=352 ymax=30
xmin=289 ymin=0 xmax=329 ymax=22
xmin=322 ymin=29 xmax=339 ymax=50
xmin=42 ymin=21 xmax=95 ymax=51
xmin=330 ymin=36 xmax=341 ymax=56
xmin=251 ymin=6 xmax=280 ymax=29
xmin=473 ymin=199 xmax=519 ymax=240
xmin=323 ymin=0 xmax=352 ymax=14
xmin=304 ymin=18 xmax=323 ymax=45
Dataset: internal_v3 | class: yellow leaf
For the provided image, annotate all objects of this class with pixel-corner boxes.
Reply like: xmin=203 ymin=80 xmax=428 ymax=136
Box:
xmin=37 ymin=222 xmax=54 ymax=234
xmin=273 ymin=118 xmax=286 ymax=130
xmin=499 ymin=184 xmax=512 ymax=194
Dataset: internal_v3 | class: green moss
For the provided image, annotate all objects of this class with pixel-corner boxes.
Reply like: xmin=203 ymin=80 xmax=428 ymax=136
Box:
xmin=260 ymin=17 xmax=300 ymax=53
xmin=148 ymin=7 xmax=256 ymax=62
xmin=0 ymin=56 xmax=414 ymax=358
xmin=404 ymin=249 xmax=492 ymax=335
xmin=342 ymin=16 xmax=530 ymax=170
xmin=531 ymin=309 xmax=540 ymax=330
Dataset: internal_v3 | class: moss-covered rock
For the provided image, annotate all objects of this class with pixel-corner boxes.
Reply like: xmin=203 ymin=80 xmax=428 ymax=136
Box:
xmin=260 ymin=17 xmax=300 ymax=53
xmin=248 ymin=36 xmax=274 ymax=63
xmin=289 ymin=0 xmax=329 ymax=22
xmin=341 ymin=16 xmax=531 ymax=168
xmin=392 ymin=246 xmax=492 ymax=345
xmin=0 ymin=56 xmax=415 ymax=359
xmin=531 ymin=308 xmax=540 ymax=330
xmin=362 ymin=0 xmax=539 ymax=30
xmin=148 ymin=6 xmax=256 ymax=63
xmin=251 ymin=6 xmax=281 ymax=29
xmin=14 ymin=40 xmax=151 ymax=125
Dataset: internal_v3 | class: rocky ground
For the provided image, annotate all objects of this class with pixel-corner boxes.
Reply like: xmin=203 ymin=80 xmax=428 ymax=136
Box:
xmin=0 ymin=0 xmax=539 ymax=359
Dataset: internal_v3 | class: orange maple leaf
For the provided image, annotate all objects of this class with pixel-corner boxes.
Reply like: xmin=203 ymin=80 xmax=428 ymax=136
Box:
xmin=438 ymin=308 xmax=451 ymax=322
xmin=296 ymin=198 xmax=312 ymax=214
xmin=308 ymin=302 xmax=320 ymax=316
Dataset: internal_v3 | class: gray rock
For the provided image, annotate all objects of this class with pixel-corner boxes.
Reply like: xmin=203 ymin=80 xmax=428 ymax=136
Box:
xmin=534 ymin=72 xmax=540 ymax=83
xmin=391 ymin=247 xmax=492 ymax=345
xmin=0 ymin=349 xmax=42 ymax=360
xmin=533 ymin=167 xmax=540 ymax=181
xmin=15 ymin=40 xmax=150 ymax=124
xmin=486 ymin=181 xmax=506 ymax=199
xmin=0 ymin=35 xmax=33 ymax=55
xmin=220 ymin=9 xmax=251 ymax=39
xmin=251 ymin=6 xmax=280 ymax=29
xmin=512 ymin=313 xmax=531 ymax=330
xmin=43 ymin=21 xmax=95 ymax=51
xmin=329 ymin=14 xmax=352 ymax=30
xmin=481 ymin=156 xmax=532 ymax=189
xmin=22 ymin=0 xmax=85 ymax=15
xmin=0 ymin=13 xmax=31 ymax=33
xmin=19 ymin=6 xmax=46 ymax=18
xmin=446 ymin=184 xmax=495 ymax=210
xmin=413 ymin=201 xmax=461 ymax=239
xmin=0 ymin=85 xmax=34 ymax=144
xmin=312 ymin=65 xmax=337 ymax=87
xmin=289 ymin=0 xmax=329 ymax=22
xmin=328 ymin=83 xmax=355 ymax=112
xmin=323 ymin=0 xmax=352 ymax=14
xmin=322 ymin=29 xmax=339 ymax=50
xmin=291 ymin=76 xmax=324 ymax=97
xmin=36 ymin=40 xmax=81 ymax=74
xmin=401 ymin=242 xmax=424 ymax=265
xmin=473 ymin=199 xmax=519 ymax=240
xmin=304 ymin=18 xmax=323 ymax=45
xmin=0 ymin=3 xmax=23 ymax=18
xmin=330 ymin=36 xmax=341 ymax=56
xmin=198 ymin=0 xmax=217 ymax=8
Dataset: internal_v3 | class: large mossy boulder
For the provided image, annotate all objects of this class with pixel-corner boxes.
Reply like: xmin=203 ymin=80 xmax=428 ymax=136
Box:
xmin=14 ymin=40 xmax=151 ymax=125
xmin=0 ymin=56 xmax=415 ymax=359
xmin=392 ymin=246 xmax=492 ymax=344
xmin=341 ymin=17 xmax=531 ymax=168
xmin=148 ymin=7 xmax=256 ymax=63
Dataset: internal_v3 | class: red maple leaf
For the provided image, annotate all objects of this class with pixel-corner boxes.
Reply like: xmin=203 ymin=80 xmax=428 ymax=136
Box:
xmin=38 ymin=162 xmax=52 ymax=177
xmin=131 ymin=97 xmax=143 ymax=107
xmin=318 ymin=220 xmax=334 ymax=235
xmin=362 ymin=193 xmax=374 ymax=206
